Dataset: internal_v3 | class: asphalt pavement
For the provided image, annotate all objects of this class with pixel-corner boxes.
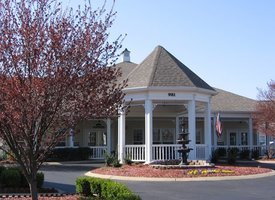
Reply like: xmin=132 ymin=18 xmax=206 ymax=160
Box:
xmin=41 ymin=161 xmax=275 ymax=200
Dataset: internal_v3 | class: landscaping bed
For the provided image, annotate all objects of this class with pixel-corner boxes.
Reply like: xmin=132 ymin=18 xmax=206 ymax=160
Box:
xmin=0 ymin=195 xmax=79 ymax=200
xmin=91 ymin=163 xmax=272 ymax=178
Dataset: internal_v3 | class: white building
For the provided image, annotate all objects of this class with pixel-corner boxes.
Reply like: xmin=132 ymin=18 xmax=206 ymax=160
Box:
xmin=60 ymin=46 xmax=267 ymax=163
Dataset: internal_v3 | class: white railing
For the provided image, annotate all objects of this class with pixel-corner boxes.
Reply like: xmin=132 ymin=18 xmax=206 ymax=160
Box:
xmin=196 ymin=144 xmax=208 ymax=160
xmin=152 ymin=144 xmax=181 ymax=161
xmin=89 ymin=146 xmax=108 ymax=159
xmin=124 ymin=144 xmax=211 ymax=162
xmin=125 ymin=145 xmax=146 ymax=161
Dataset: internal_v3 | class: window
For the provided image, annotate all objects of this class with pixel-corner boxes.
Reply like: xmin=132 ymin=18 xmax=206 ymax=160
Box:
xmin=241 ymin=132 xmax=248 ymax=145
xmin=153 ymin=128 xmax=175 ymax=144
xmin=88 ymin=132 xmax=96 ymax=146
xmin=88 ymin=131 xmax=107 ymax=146
xmin=229 ymin=132 xmax=237 ymax=145
xmin=153 ymin=129 xmax=161 ymax=144
xmin=133 ymin=129 xmax=144 ymax=144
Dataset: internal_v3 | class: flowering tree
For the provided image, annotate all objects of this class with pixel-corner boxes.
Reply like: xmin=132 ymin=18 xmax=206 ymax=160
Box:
xmin=254 ymin=80 xmax=275 ymax=137
xmin=0 ymin=0 xmax=125 ymax=199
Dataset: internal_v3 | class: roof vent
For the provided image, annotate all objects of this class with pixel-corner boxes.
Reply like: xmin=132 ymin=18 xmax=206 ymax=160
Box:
xmin=122 ymin=48 xmax=130 ymax=62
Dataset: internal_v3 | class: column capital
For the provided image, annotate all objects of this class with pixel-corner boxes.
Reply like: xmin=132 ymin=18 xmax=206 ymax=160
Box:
xmin=118 ymin=106 xmax=126 ymax=115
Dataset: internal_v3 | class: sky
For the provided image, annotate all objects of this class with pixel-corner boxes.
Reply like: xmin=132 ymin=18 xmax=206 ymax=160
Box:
xmin=62 ymin=0 xmax=275 ymax=100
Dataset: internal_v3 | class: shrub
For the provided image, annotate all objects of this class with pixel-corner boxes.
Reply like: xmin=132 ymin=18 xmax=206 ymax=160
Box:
xmin=239 ymin=149 xmax=250 ymax=160
xmin=216 ymin=147 xmax=227 ymax=157
xmin=78 ymin=147 xmax=93 ymax=160
xmin=210 ymin=149 xmax=219 ymax=163
xmin=76 ymin=177 xmax=141 ymax=200
xmin=101 ymin=181 xmax=131 ymax=200
xmin=112 ymin=159 xmax=122 ymax=168
xmin=252 ymin=149 xmax=260 ymax=160
xmin=20 ymin=171 xmax=29 ymax=188
xmin=89 ymin=177 xmax=105 ymax=197
xmin=0 ymin=166 xmax=44 ymax=188
xmin=0 ymin=166 xmax=6 ymax=176
xmin=104 ymin=152 xmax=116 ymax=167
xmin=124 ymin=154 xmax=133 ymax=165
xmin=36 ymin=172 xmax=44 ymax=188
xmin=0 ymin=168 xmax=21 ymax=187
xmin=104 ymin=152 xmax=121 ymax=167
xmin=227 ymin=148 xmax=239 ymax=164
xmin=76 ymin=177 xmax=92 ymax=196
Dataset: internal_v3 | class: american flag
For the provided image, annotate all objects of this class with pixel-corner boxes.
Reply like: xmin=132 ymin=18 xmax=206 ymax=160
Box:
xmin=216 ymin=113 xmax=222 ymax=137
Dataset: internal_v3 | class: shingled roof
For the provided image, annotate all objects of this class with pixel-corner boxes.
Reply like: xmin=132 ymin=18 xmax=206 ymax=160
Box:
xmin=124 ymin=46 xmax=215 ymax=91
xmin=115 ymin=46 xmax=257 ymax=113
xmin=211 ymin=88 xmax=257 ymax=113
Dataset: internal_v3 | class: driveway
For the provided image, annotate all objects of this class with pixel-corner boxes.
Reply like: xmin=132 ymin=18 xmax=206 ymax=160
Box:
xmin=41 ymin=162 xmax=103 ymax=193
xmin=41 ymin=161 xmax=275 ymax=200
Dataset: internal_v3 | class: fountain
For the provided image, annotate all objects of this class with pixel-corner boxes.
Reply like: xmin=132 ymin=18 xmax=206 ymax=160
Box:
xmin=177 ymin=124 xmax=193 ymax=165
xmin=150 ymin=123 xmax=214 ymax=169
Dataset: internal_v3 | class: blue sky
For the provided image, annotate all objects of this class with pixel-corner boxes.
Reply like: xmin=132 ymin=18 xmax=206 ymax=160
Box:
xmin=62 ymin=0 xmax=275 ymax=100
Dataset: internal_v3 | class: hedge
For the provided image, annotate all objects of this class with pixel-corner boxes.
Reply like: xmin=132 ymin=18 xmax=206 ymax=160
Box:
xmin=76 ymin=177 xmax=141 ymax=200
xmin=0 ymin=166 xmax=44 ymax=188
xmin=47 ymin=147 xmax=92 ymax=161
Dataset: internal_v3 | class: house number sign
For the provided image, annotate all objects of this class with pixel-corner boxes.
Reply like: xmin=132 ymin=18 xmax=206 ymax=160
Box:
xmin=168 ymin=93 xmax=176 ymax=97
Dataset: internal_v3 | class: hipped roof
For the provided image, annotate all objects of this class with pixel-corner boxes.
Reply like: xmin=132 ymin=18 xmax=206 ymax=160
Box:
xmin=116 ymin=46 xmax=256 ymax=113
xmin=119 ymin=46 xmax=214 ymax=91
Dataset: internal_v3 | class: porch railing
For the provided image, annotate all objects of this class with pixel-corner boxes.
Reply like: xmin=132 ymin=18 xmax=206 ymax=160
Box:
xmin=152 ymin=144 xmax=181 ymax=160
xmin=124 ymin=144 xmax=210 ymax=161
xmin=125 ymin=145 xmax=145 ymax=162
xmin=196 ymin=144 xmax=208 ymax=160
xmin=89 ymin=146 xmax=108 ymax=159
xmin=123 ymin=144 xmax=268 ymax=162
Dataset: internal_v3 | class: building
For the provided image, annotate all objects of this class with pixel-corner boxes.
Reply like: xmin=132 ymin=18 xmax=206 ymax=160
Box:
xmin=59 ymin=45 xmax=268 ymax=163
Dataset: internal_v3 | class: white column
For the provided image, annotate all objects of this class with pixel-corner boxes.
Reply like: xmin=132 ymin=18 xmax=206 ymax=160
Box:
xmin=204 ymin=101 xmax=212 ymax=160
xmin=145 ymin=99 xmax=153 ymax=164
xmin=188 ymin=99 xmax=196 ymax=160
xmin=107 ymin=118 xmax=111 ymax=153
xmin=176 ymin=116 xmax=179 ymax=142
xmin=118 ymin=108 xmax=125 ymax=163
xmin=249 ymin=117 xmax=253 ymax=150
xmin=68 ymin=128 xmax=74 ymax=147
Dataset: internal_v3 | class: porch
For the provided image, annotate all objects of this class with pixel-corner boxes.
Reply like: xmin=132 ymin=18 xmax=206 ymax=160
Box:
xmin=86 ymin=144 xmax=266 ymax=161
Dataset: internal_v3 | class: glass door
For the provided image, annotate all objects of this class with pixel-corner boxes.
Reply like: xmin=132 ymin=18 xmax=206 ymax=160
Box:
xmin=240 ymin=132 xmax=248 ymax=145
xmin=229 ymin=132 xmax=237 ymax=145
xmin=88 ymin=130 xmax=106 ymax=146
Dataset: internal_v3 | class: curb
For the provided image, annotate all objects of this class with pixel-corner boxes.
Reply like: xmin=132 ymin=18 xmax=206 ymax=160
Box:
xmin=85 ymin=170 xmax=275 ymax=182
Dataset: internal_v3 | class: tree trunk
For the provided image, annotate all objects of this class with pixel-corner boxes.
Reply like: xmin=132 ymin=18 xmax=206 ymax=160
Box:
xmin=29 ymin=177 xmax=38 ymax=200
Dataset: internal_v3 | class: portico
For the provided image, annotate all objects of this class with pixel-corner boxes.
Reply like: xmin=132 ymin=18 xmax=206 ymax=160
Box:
xmin=117 ymin=85 xmax=215 ymax=163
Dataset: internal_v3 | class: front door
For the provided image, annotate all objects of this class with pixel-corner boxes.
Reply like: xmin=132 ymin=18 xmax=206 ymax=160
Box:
xmin=228 ymin=130 xmax=248 ymax=146
xmin=88 ymin=130 xmax=107 ymax=146
xmin=229 ymin=132 xmax=237 ymax=145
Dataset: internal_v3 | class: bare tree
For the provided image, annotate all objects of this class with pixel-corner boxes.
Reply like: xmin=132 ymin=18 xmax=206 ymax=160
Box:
xmin=0 ymin=0 xmax=125 ymax=199
xmin=254 ymin=80 xmax=275 ymax=137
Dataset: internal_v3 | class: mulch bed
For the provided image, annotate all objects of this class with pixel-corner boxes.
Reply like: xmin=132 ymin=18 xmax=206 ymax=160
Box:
xmin=91 ymin=164 xmax=273 ymax=178
xmin=0 ymin=188 xmax=57 ymax=194
xmin=0 ymin=195 xmax=79 ymax=200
